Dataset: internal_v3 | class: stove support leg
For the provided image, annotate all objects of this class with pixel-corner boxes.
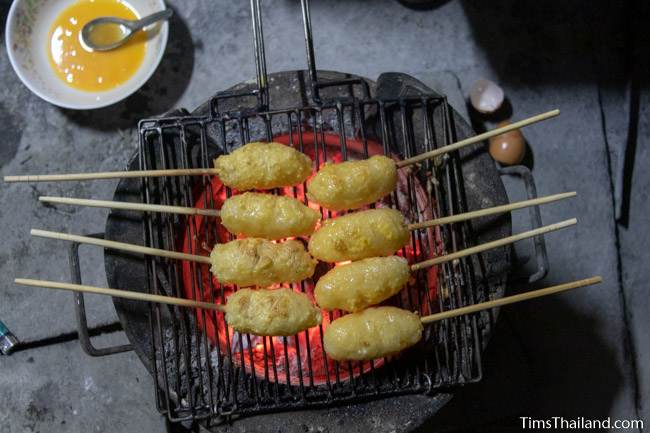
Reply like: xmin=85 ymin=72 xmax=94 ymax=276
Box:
xmin=68 ymin=233 xmax=133 ymax=357
xmin=499 ymin=165 xmax=550 ymax=283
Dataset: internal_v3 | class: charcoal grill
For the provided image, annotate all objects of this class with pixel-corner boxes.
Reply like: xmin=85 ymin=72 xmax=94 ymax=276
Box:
xmin=65 ymin=1 xmax=553 ymax=430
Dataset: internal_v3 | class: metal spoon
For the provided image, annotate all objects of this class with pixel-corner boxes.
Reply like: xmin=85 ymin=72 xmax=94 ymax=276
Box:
xmin=81 ymin=9 xmax=173 ymax=51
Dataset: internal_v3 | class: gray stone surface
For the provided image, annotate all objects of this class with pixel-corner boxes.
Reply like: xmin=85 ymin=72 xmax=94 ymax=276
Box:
xmin=426 ymin=82 xmax=639 ymax=428
xmin=0 ymin=0 xmax=647 ymax=432
xmin=207 ymin=394 xmax=451 ymax=433
xmin=619 ymin=85 xmax=650 ymax=426
xmin=613 ymin=2 xmax=650 ymax=425
xmin=0 ymin=333 xmax=164 ymax=433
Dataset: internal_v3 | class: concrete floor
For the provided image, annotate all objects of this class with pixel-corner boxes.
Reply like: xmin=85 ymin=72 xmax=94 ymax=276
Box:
xmin=0 ymin=0 xmax=648 ymax=431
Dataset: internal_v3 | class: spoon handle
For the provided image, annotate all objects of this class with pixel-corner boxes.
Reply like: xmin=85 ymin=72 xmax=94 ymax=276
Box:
xmin=133 ymin=9 xmax=173 ymax=31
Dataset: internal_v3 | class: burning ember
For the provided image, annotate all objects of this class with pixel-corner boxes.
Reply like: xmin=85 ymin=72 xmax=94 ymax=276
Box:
xmin=180 ymin=133 xmax=440 ymax=385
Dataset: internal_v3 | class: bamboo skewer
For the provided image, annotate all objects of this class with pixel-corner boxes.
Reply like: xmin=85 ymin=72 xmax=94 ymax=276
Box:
xmin=420 ymin=276 xmax=602 ymax=324
xmin=32 ymin=218 xmax=575 ymax=275
xmin=39 ymin=196 xmax=221 ymax=217
xmin=410 ymin=218 xmax=577 ymax=271
xmin=39 ymin=190 xmax=575 ymax=230
xmin=13 ymin=276 xmax=602 ymax=327
xmin=395 ymin=109 xmax=559 ymax=168
xmin=30 ymin=229 xmax=211 ymax=264
xmin=4 ymin=110 xmax=559 ymax=183
xmin=14 ymin=278 xmax=224 ymax=311
xmin=4 ymin=168 xmax=217 ymax=183
xmin=406 ymin=191 xmax=576 ymax=231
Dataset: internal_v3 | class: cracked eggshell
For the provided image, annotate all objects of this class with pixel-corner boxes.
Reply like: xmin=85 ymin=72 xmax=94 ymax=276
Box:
xmin=469 ymin=79 xmax=505 ymax=114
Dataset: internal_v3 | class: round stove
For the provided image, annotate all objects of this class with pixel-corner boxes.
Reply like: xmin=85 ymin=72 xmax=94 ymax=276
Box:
xmin=104 ymin=70 xmax=511 ymax=432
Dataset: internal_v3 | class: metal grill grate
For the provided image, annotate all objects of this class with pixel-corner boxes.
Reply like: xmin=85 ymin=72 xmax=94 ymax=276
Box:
xmin=135 ymin=0 xmax=489 ymax=423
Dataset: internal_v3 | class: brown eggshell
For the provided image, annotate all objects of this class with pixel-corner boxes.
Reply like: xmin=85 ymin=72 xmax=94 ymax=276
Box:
xmin=489 ymin=121 xmax=526 ymax=165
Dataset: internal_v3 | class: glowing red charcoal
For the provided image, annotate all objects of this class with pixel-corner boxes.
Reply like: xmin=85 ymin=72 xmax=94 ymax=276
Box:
xmin=179 ymin=133 xmax=439 ymax=385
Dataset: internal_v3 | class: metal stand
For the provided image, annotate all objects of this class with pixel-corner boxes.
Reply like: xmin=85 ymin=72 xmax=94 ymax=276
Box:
xmin=68 ymin=234 xmax=133 ymax=356
xmin=499 ymin=165 xmax=550 ymax=283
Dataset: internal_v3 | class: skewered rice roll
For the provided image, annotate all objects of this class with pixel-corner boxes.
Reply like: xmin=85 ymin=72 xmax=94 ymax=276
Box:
xmin=225 ymin=288 xmax=322 ymax=336
xmin=214 ymin=142 xmax=312 ymax=191
xmin=306 ymin=155 xmax=397 ymax=210
xmin=210 ymin=238 xmax=317 ymax=287
xmin=323 ymin=306 xmax=423 ymax=361
xmin=220 ymin=192 xmax=320 ymax=240
xmin=308 ymin=208 xmax=410 ymax=262
xmin=315 ymin=256 xmax=410 ymax=312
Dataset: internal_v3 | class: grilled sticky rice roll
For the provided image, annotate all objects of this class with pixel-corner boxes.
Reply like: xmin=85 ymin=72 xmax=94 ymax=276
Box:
xmin=210 ymin=238 xmax=317 ymax=287
xmin=323 ymin=307 xmax=423 ymax=361
xmin=225 ymin=288 xmax=322 ymax=336
xmin=315 ymin=256 xmax=410 ymax=312
xmin=220 ymin=192 xmax=320 ymax=239
xmin=308 ymin=208 xmax=410 ymax=262
xmin=214 ymin=142 xmax=312 ymax=191
xmin=306 ymin=155 xmax=397 ymax=210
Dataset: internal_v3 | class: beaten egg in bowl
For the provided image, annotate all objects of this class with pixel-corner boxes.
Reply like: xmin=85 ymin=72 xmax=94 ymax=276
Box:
xmin=6 ymin=0 xmax=168 ymax=109
xmin=48 ymin=0 xmax=147 ymax=92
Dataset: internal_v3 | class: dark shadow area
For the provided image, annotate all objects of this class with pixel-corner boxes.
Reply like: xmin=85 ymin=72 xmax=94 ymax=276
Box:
xmin=616 ymin=0 xmax=648 ymax=227
xmin=0 ymin=102 xmax=22 ymax=168
xmin=60 ymin=6 xmax=195 ymax=131
xmin=462 ymin=0 xmax=648 ymax=217
xmin=11 ymin=322 xmax=123 ymax=352
xmin=418 ymin=296 xmax=624 ymax=432
xmin=397 ymin=0 xmax=452 ymax=11
xmin=0 ymin=2 xmax=10 ymax=35
xmin=460 ymin=0 xmax=636 ymax=87
xmin=518 ymin=141 xmax=534 ymax=171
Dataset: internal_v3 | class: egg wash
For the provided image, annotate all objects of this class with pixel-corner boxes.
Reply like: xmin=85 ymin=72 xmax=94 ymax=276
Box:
xmin=48 ymin=0 xmax=146 ymax=92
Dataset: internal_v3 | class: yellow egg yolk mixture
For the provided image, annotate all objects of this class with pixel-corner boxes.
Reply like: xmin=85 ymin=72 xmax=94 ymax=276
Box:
xmin=48 ymin=0 xmax=146 ymax=92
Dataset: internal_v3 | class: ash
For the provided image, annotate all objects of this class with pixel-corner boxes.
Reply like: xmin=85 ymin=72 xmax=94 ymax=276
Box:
xmin=155 ymin=314 xmax=227 ymax=410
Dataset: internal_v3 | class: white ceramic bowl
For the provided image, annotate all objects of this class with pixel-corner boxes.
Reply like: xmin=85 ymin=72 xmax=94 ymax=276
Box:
xmin=6 ymin=0 xmax=168 ymax=109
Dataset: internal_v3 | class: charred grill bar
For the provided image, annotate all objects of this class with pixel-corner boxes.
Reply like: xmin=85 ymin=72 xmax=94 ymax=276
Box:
xmin=136 ymin=88 xmax=484 ymax=420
